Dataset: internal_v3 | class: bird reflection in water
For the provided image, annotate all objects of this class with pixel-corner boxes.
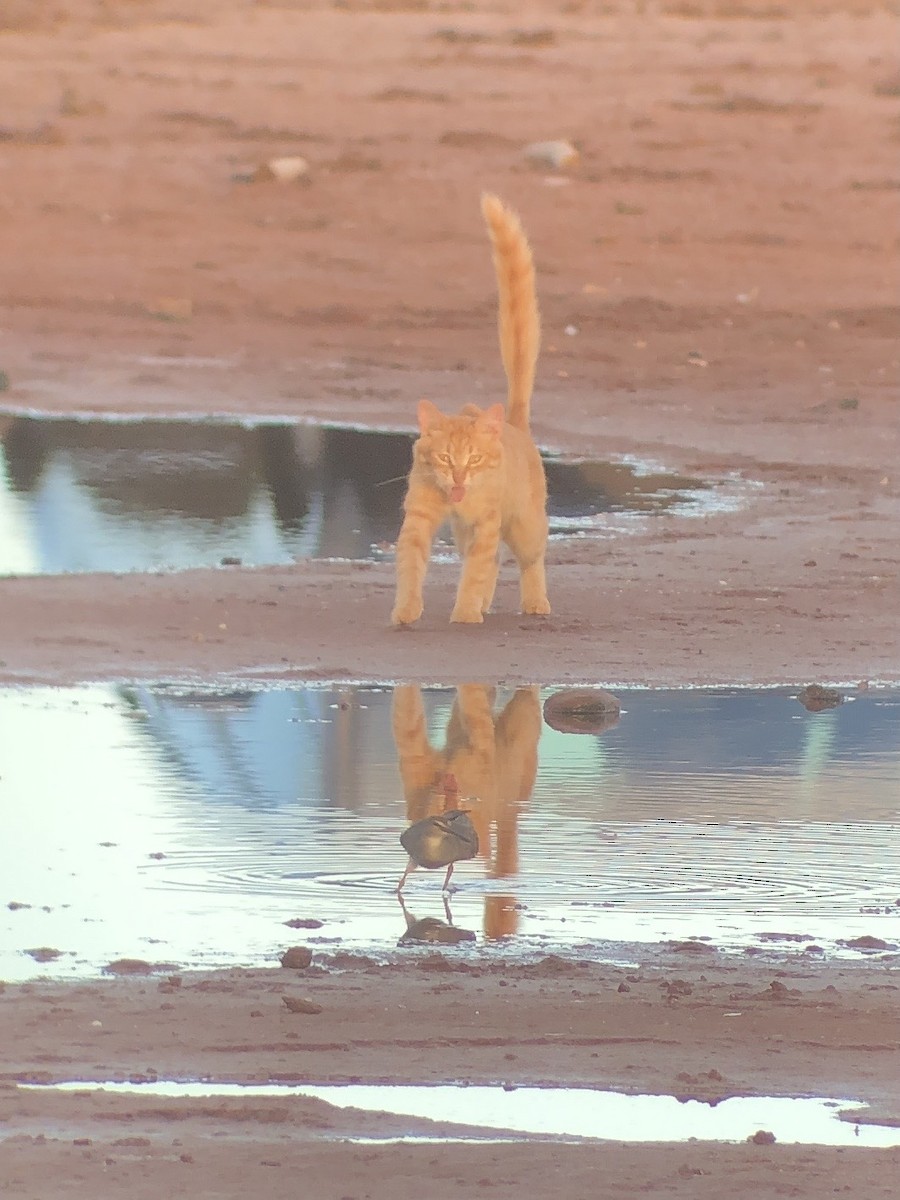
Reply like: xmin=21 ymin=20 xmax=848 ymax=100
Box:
xmin=396 ymin=889 xmax=477 ymax=947
xmin=392 ymin=684 xmax=541 ymax=940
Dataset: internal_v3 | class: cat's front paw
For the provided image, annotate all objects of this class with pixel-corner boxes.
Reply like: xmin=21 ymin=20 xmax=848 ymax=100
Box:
xmin=450 ymin=605 xmax=484 ymax=624
xmin=391 ymin=599 xmax=423 ymax=627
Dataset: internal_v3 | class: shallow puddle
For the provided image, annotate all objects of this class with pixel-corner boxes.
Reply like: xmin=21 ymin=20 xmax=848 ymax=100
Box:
xmin=24 ymin=1081 xmax=900 ymax=1148
xmin=3 ymin=684 xmax=898 ymax=979
xmin=0 ymin=415 xmax=714 ymax=574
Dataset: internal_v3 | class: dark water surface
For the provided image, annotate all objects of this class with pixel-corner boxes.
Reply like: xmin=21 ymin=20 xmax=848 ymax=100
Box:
xmin=3 ymin=684 xmax=898 ymax=979
xmin=0 ymin=416 xmax=721 ymax=574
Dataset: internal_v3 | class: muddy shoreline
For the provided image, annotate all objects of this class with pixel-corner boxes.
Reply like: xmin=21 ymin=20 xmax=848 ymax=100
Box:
xmin=2 ymin=954 xmax=900 ymax=1199
xmin=1 ymin=380 xmax=898 ymax=690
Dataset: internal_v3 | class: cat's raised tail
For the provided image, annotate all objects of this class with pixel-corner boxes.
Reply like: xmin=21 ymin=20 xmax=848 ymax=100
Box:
xmin=481 ymin=193 xmax=541 ymax=433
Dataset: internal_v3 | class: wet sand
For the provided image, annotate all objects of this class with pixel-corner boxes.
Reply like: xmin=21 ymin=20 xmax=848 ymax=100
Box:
xmin=2 ymin=956 xmax=900 ymax=1198
xmin=1 ymin=1 xmax=899 ymax=1195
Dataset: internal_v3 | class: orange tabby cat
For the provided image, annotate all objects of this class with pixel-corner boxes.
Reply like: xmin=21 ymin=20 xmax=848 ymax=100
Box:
xmin=391 ymin=193 xmax=551 ymax=626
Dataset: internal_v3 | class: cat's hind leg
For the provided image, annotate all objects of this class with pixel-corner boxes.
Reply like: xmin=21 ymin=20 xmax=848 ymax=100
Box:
xmin=505 ymin=517 xmax=551 ymax=616
xmin=450 ymin=512 xmax=472 ymax=558
xmin=452 ymin=514 xmax=498 ymax=613
xmin=450 ymin=517 xmax=502 ymax=623
xmin=481 ymin=553 xmax=500 ymax=613
xmin=518 ymin=558 xmax=551 ymax=615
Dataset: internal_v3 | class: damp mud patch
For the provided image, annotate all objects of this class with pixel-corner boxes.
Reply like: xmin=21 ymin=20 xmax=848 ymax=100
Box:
xmin=3 ymin=683 xmax=898 ymax=979
xmin=19 ymin=1081 xmax=900 ymax=1148
xmin=0 ymin=414 xmax=726 ymax=575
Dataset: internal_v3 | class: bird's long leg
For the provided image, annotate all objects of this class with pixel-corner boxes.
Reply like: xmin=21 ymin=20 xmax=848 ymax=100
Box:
xmin=441 ymin=863 xmax=455 ymax=894
xmin=397 ymin=858 xmax=416 ymax=893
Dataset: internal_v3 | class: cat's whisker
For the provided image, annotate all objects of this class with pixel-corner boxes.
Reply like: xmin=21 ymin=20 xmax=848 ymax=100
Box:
xmin=375 ymin=474 xmax=409 ymax=487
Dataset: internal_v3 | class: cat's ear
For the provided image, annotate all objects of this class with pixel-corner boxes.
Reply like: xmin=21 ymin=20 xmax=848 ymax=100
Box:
xmin=417 ymin=398 xmax=445 ymax=434
xmin=478 ymin=402 xmax=505 ymax=437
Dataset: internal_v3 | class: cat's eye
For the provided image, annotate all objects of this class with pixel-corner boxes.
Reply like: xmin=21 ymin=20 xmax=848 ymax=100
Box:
xmin=437 ymin=453 xmax=453 ymax=465
xmin=468 ymin=455 xmax=483 ymax=466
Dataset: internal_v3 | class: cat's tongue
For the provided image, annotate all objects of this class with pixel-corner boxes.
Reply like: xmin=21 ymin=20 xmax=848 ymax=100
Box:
xmin=449 ymin=484 xmax=465 ymax=503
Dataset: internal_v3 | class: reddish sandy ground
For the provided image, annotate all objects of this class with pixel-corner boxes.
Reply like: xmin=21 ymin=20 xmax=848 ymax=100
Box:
xmin=1 ymin=1 xmax=899 ymax=1196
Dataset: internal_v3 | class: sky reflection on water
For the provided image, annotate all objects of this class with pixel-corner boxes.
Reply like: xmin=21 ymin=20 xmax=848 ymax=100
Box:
xmin=2 ymin=684 xmax=898 ymax=978
xmin=29 ymin=1081 xmax=900 ymax=1149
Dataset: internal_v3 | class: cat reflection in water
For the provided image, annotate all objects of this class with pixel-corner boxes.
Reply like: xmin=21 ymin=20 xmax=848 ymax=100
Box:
xmin=391 ymin=194 xmax=551 ymax=626
xmin=392 ymin=684 xmax=541 ymax=938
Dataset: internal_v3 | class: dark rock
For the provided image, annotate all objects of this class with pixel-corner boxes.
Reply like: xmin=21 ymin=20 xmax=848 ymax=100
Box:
xmin=542 ymin=688 xmax=621 ymax=734
xmin=24 ymin=947 xmax=62 ymax=962
xmin=282 ymin=996 xmax=323 ymax=1015
xmin=280 ymin=946 xmax=313 ymax=969
xmin=748 ymin=1129 xmax=777 ymax=1145
xmin=797 ymin=684 xmax=843 ymax=712
xmin=839 ymin=935 xmax=893 ymax=951
xmin=102 ymin=958 xmax=178 ymax=975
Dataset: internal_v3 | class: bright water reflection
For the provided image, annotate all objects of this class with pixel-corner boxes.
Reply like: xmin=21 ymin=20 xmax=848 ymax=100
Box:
xmin=29 ymin=1081 xmax=900 ymax=1148
xmin=2 ymin=685 xmax=898 ymax=978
